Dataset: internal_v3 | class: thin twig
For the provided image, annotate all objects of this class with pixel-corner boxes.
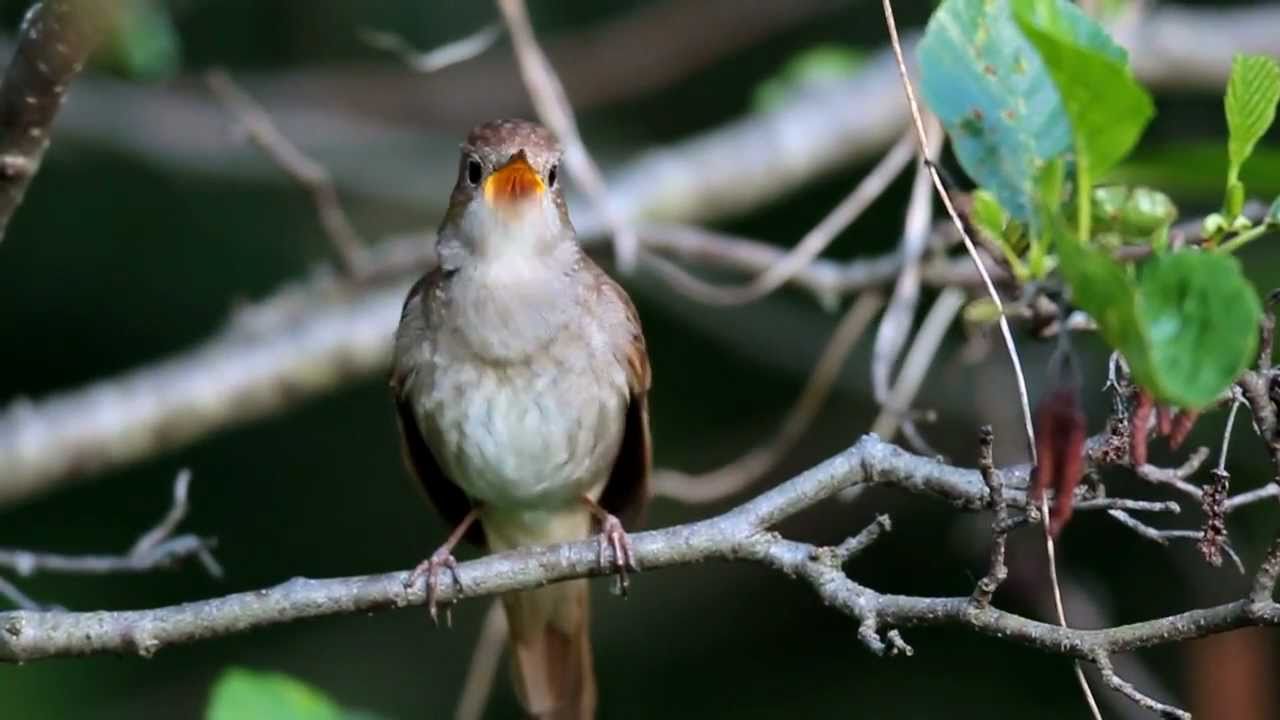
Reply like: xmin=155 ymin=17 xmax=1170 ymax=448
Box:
xmin=639 ymin=223 xmax=994 ymax=309
xmin=643 ymin=132 xmax=916 ymax=306
xmin=973 ymin=426 xmax=1008 ymax=607
xmin=870 ymin=286 xmax=965 ymax=441
xmin=0 ymin=576 xmax=44 ymax=611
xmin=1106 ymin=510 xmax=1246 ymax=575
xmin=878 ymin=2 xmax=1100 ymax=717
xmin=1134 ymin=446 xmax=1213 ymax=501
xmin=496 ymin=0 xmax=638 ymax=271
xmin=872 ymin=118 xmax=942 ymax=403
xmin=653 ymin=292 xmax=884 ymax=503
xmin=360 ymin=24 xmax=503 ymax=74
xmin=1094 ymin=652 xmax=1191 ymax=720
xmin=205 ymin=69 xmax=369 ymax=278
xmin=0 ymin=470 xmax=221 ymax=580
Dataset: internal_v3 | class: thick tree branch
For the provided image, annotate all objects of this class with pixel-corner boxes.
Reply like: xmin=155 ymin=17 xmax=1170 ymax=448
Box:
xmin=0 ymin=0 xmax=110 ymax=242
xmin=1 ymin=435 xmax=1274 ymax=698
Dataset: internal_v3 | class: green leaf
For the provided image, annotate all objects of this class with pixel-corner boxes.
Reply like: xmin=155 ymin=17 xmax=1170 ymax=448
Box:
xmin=1012 ymin=0 xmax=1154 ymax=180
xmin=1268 ymin=196 xmax=1280 ymax=225
xmin=1135 ymin=252 xmax=1260 ymax=408
xmin=207 ymin=668 xmax=344 ymax=720
xmin=917 ymin=0 xmax=1071 ymax=221
xmin=1225 ymin=54 xmax=1280 ymax=191
xmin=752 ymin=45 xmax=864 ymax=112
xmin=95 ymin=0 xmax=183 ymax=81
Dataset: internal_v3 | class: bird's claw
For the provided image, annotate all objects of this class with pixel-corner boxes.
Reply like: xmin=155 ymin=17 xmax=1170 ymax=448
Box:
xmin=406 ymin=547 xmax=462 ymax=626
xmin=596 ymin=512 xmax=637 ymax=596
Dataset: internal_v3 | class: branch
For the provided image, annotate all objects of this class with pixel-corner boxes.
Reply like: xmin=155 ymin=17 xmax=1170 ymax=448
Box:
xmin=0 ymin=0 xmax=109 ymax=242
xmin=0 ymin=470 xmax=221 ymax=583
xmin=205 ymin=69 xmax=369 ymax=278
xmin=1 ymin=435 xmax=1274 ymax=702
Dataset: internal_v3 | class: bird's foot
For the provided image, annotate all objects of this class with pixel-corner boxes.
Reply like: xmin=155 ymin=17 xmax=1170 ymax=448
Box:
xmin=595 ymin=512 xmax=638 ymax=596
xmin=405 ymin=547 xmax=462 ymax=626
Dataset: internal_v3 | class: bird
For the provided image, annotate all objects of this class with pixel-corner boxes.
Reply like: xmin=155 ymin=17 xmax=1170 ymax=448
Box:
xmin=389 ymin=118 xmax=651 ymax=720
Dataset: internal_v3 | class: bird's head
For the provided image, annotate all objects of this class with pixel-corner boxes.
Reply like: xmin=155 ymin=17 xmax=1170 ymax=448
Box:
xmin=437 ymin=119 xmax=574 ymax=271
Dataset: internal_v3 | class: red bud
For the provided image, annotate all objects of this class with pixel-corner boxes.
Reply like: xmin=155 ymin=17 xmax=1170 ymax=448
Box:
xmin=1157 ymin=405 xmax=1173 ymax=437
xmin=1032 ymin=384 xmax=1088 ymax=536
xmin=1169 ymin=409 xmax=1200 ymax=450
xmin=1131 ymin=390 xmax=1153 ymax=467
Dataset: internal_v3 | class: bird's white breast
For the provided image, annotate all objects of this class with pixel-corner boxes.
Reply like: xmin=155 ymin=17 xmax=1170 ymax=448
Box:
xmin=404 ymin=258 xmax=630 ymax=513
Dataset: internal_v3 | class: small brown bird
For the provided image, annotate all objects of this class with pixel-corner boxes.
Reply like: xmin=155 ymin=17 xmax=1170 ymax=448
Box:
xmin=390 ymin=119 xmax=650 ymax=719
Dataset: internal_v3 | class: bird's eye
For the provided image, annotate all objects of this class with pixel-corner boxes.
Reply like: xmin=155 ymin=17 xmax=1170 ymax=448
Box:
xmin=547 ymin=163 xmax=558 ymax=188
xmin=465 ymin=157 xmax=483 ymax=186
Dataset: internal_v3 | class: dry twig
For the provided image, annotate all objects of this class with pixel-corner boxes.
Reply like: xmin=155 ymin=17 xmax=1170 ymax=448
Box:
xmin=360 ymin=24 xmax=503 ymax=74
xmin=206 ymin=69 xmax=369 ymax=278
xmin=0 ymin=470 xmax=220 ymax=583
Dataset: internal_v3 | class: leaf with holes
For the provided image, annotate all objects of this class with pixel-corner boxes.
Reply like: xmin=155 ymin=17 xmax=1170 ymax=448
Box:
xmin=917 ymin=0 xmax=1071 ymax=222
xmin=1013 ymin=0 xmax=1154 ymax=181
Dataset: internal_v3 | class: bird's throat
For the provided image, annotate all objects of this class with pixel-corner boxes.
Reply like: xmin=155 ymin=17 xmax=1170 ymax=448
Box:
xmin=451 ymin=242 xmax=579 ymax=362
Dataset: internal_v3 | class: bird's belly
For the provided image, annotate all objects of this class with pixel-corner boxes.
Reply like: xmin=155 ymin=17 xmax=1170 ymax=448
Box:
xmin=419 ymin=360 xmax=626 ymax=511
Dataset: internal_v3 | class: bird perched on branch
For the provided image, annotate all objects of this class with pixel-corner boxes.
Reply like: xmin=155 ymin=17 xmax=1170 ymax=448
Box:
xmin=390 ymin=118 xmax=651 ymax=719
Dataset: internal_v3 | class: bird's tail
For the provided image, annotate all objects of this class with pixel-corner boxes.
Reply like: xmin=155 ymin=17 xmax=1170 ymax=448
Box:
xmin=504 ymin=579 xmax=595 ymax=719
xmin=484 ymin=508 xmax=597 ymax=719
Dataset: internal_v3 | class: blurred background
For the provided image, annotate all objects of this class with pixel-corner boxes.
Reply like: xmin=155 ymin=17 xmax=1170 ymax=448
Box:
xmin=1 ymin=0 xmax=1279 ymax=717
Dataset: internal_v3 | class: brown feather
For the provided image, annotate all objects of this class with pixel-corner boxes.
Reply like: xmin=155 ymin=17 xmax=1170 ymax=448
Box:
xmin=506 ymin=578 xmax=596 ymax=719
xmin=586 ymin=257 xmax=652 ymax=528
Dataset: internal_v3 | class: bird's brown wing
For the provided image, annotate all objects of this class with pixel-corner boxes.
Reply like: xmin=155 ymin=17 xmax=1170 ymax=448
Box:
xmin=390 ymin=272 xmax=486 ymax=546
xmin=588 ymin=259 xmax=652 ymax=527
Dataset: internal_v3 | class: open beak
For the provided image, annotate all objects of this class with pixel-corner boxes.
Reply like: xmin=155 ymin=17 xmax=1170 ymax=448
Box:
xmin=483 ymin=151 xmax=545 ymax=209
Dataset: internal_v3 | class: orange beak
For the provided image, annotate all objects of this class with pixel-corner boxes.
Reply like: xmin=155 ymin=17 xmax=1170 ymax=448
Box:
xmin=483 ymin=152 xmax=545 ymax=209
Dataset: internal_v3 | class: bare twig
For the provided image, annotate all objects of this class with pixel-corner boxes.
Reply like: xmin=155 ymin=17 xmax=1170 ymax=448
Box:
xmin=0 ymin=576 xmax=44 ymax=611
xmin=454 ymin=599 xmax=508 ymax=720
xmin=639 ymin=223 xmax=996 ymax=309
xmin=0 ymin=470 xmax=221 ymax=580
xmin=1201 ymin=397 xmax=1243 ymax=566
xmin=973 ymin=426 xmax=1009 ymax=607
xmin=0 ymin=0 xmax=111 ymax=243
xmin=1094 ymin=652 xmax=1191 ymax=720
xmin=653 ymin=292 xmax=884 ymax=503
xmin=869 ymin=286 xmax=965 ymax=441
xmin=360 ymin=24 xmax=504 ymax=74
xmin=206 ymin=69 xmax=369 ymax=278
xmin=1106 ymin=510 xmax=1246 ymax=575
xmin=1135 ymin=447 xmax=1213 ymax=501
xmin=643 ymin=132 xmax=916 ymax=306
xmin=872 ymin=118 xmax=942 ymax=403
xmin=497 ymin=0 xmax=638 ymax=271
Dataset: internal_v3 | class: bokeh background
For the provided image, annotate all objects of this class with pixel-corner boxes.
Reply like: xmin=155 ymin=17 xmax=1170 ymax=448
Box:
xmin=1 ymin=0 xmax=1279 ymax=718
